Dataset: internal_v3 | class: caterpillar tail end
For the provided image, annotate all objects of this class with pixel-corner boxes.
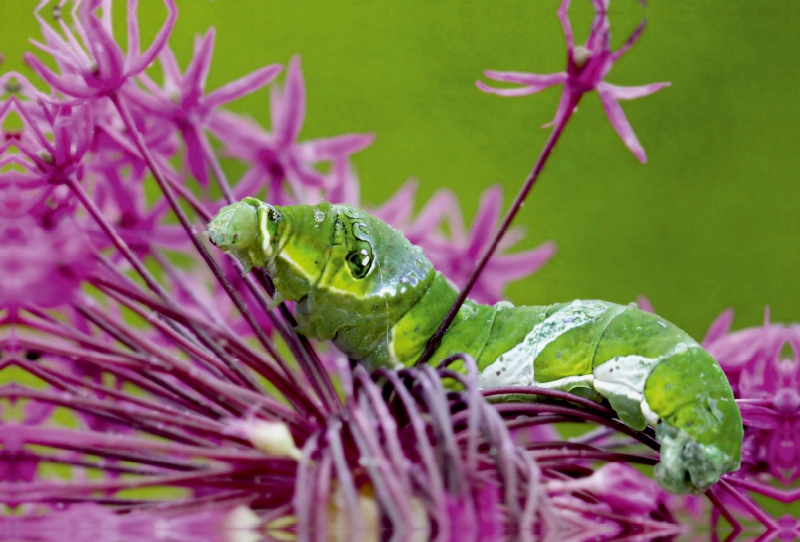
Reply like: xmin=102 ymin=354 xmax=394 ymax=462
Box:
xmin=654 ymin=422 xmax=740 ymax=495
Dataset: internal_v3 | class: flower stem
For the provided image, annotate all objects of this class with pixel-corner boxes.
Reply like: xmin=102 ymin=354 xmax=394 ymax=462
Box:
xmin=417 ymin=94 xmax=579 ymax=365
xmin=111 ymin=92 xmax=340 ymax=413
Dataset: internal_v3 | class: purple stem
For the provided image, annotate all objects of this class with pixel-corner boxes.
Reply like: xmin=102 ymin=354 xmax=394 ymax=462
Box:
xmin=89 ymin=275 xmax=321 ymax=416
xmin=417 ymin=94 xmax=579 ymax=364
xmin=724 ymin=476 xmax=800 ymax=504
xmin=490 ymin=402 xmax=660 ymax=450
xmin=16 ymin=358 xmax=229 ymax=433
xmin=705 ymin=486 xmax=743 ymax=535
xmin=716 ymin=478 xmax=777 ymax=528
xmin=189 ymin=118 xmax=335 ymax=412
xmin=109 ymin=92 xmax=341 ymax=414
xmin=481 ymin=385 xmax=617 ymax=416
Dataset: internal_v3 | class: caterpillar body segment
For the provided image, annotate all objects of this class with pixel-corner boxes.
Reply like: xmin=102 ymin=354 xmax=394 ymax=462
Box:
xmin=208 ymin=198 xmax=743 ymax=495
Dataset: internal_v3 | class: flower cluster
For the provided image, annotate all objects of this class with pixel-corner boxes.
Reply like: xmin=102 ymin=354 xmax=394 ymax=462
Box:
xmin=0 ymin=0 xmax=784 ymax=541
xmin=701 ymin=309 xmax=800 ymax=534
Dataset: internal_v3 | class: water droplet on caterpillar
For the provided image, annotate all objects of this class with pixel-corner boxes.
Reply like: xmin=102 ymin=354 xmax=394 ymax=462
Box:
xmin=674 ymin=342 xmax=688 ymax=354
xmin=314 ymin=210 xmax=325 ymax=222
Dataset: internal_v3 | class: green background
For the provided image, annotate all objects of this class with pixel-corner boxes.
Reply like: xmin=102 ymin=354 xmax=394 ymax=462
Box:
xmin=3 ymin=0 xmax=799 ymax=340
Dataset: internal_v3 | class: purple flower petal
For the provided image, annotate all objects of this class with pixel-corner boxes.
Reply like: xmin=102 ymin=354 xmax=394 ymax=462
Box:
xmin=83 ymin=13 xmax=126 ymax=84
xmin=611 ymin=19 xmax=647 ymax=63
xmin=703 ymin=308 xmax=735 ymax=346
xmin=466 ymin=185 xmax=502 ymax=258
xmin=181 ymin=28 xmax=216 ymax=108
xmin=128 ymin=0 xmax=177 ymax=75
xmin=275 ymin=55 xmax=306 ymax=147
xmin=597 ymin=83 xmax=647 ymax=163
xmin=181 ymin=124 xmax=208 ymax=186
xmin=300 ymin=133 xmax=375 ymax=162
xmin=478 ymin=70 xmax=567 ymax=96
xmin=202 ymin=63 xmax=282 ymax=110
xmin=602 ymin=81 xmax=672 ymax=101
xmin=24 ymin=54 xmax=97 ymax=99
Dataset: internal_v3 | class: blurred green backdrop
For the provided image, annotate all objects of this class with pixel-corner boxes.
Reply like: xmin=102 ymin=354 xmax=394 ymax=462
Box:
xmin=3 ymin=0 xmax=799 ymax=340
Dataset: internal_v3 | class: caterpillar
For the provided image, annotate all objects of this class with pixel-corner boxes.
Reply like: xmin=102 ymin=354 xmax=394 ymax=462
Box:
xmin=207 ymin=197 xmax=742 ymax=495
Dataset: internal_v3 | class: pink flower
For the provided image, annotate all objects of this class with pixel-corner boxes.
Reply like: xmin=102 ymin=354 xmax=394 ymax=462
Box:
xmin=25 ymin=0 xmax=176 ymax=103
xmin=207 ymin=56 xmax=374 ymax=205
xmin=0 ymin=215 xmax=96 ymax=308
xmin=704 ymin=309 xmax=800 ymax=483
xmin=127 ymin=29 xmax=282 ymax=186
xmin=477 ymin=0 xmax=670 ymax=163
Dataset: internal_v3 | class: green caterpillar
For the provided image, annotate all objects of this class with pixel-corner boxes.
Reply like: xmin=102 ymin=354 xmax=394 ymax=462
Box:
xmin=207 ymin=197 xmax=742 ymax=495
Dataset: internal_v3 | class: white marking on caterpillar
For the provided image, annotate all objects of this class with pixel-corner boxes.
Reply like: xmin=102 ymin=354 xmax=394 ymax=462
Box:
xmin=640 ymin=397 xmax=659 ymax=425
xmin=479 ymin=300 xmax=611 ymax=388
xmin=277 ymin=251 xmax=310 ymax=280
xmin=592 ymin=342 xmax=699 ymax=419
xmin=592 ymin=354 xmax=663 ymax=404
xmin=535 ymin=374 xmax=595 ymax=391
xmin=259 ymin=207 xmax=272 ymax=257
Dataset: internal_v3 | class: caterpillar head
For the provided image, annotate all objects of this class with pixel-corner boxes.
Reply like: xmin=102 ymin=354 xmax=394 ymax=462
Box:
xmin=208 ymin=198 xmax=436 ymax=359
xmin=207 ymin=197 xmax=279 ymax=274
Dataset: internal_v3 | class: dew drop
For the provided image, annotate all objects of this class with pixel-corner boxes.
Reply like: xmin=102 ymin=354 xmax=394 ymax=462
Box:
xmin=628 ymin=302 xmax=639 ymax=309
xmin=674 ymin=342 xmax=688 ymax=354
xmin=314 ymin=210 xmax=325 ymax=222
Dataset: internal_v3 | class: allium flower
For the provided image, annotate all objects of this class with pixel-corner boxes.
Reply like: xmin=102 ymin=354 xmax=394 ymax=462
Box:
xmin=477 ymin=0 xmax=670 ymax=162
xmin=127 ymin=29 xmax=282 ymax=186
xmin=703 ymin=308 xmax=800 ymax=527
xmin=208 ymin=56 xmax=375 ymax=206
xmin=25 ymin=0 xmax=177 ymax=103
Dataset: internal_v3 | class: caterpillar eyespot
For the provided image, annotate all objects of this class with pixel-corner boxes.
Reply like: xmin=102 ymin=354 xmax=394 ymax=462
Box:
xmin=208 ymin=198 xmax=743 ymax=495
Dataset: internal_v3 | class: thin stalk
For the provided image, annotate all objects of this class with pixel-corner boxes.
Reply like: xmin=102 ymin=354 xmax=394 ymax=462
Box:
xmin=418 ymin=96 xmax=578 ymax=364
xmin=109 ymin=92 xmax=340 ymax=414
xmin=725 ymin=477 xmax=800 ymax=504
xmin=96 ymin=284 xmax=318 ymax=416
xmin=197 ymin=114 xmax=341 ymax=414
xmin=705 ymin=487 xmax=743 ymax=535
xmin=716 ymin=479 xmax=777 ymax=528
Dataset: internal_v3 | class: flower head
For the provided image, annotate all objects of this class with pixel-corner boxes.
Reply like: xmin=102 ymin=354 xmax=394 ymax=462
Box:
xmin=208 ymin=56 xmax=374 ymax=206
xmin=25 ymin=0 xmax=177 ymax=103
xmin=128 ymin=29 xmax=282 ymax=186
xmin=704 ymin=309 xmax=800 ymax=484
xmin=477 ymin=0 xmax=670 ymax=163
